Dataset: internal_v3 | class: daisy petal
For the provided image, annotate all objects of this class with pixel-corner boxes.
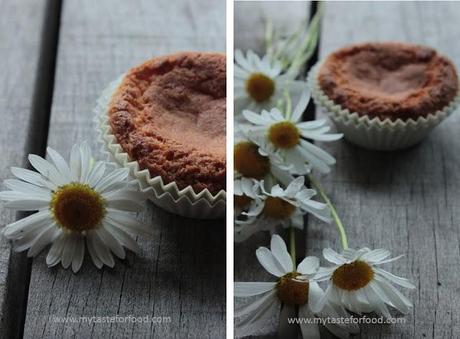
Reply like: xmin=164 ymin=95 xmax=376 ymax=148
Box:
xmin=313 ymin=267 xmax=336 ymax=281
xmin=297 ymin=256 xmax=319 ymax=275
xmin=366 ymin=283 xmax=391 ymax=318
xmin=310 ymin=283 xmax=331 ymax=313
xmin=256 ymin=246 xmax=286 ymax=277
xmin=308 ymin=281 xmax=324 ymax=308
xmin=72 ymin=235 xmax=85 ymax=273
xmin=298 ymin=306 xmax=320 ymax=339
xmin=242 ymin=110 xmax=270 ymax=126
xmin=323 ymin=248 xmax=347 ymax=265
xmin=300 ymin=140 xmax=336 ymax=165
xmin=360 ymin=248 xmax=391 ymax=263
xmin=11 ymin=167 xmax=54 ymax=189
xmin=14 ymin=224 xmax=53 ymax=252
xmin=374 ymin=254 xmax=405 ymax=265
xmin=46 ymin=233 xmax=67 ymax=267
xmin=291 ymin=89 xmax=311 ymax=123
xmin=46 ymin=147 xmax=71 ymax=181
xmin=95 ymin=228 xmax=126 ymax=259
xmin=28 ymin=154 xmax=64 ymax=185
xmin=270 ymin=234 xmax=294 ymax=273
xmin=2 ymin=210 xmax=51 ymax=238
xmin=69 ymin=144 xmax=81 ymax=181
xmin=86 ymin=233 xmax=103 ymax=269
xmin=235 ymin=290 xmax=275 ymax=317
xmin=236 ymin=292 xmax=279 ymax=337
xmin=234 ymin=282 xmax=276 ymax=297
xmin=296 ymin=144 xmax=331 ymax=173
xmin=374 ymin=276 xmax=412 ymax=313
xmin=61 ymin=234 xmax=77 ymax=269
xmin=105 ymin=210 xmax=152 ymax=237
xmin=86 ymin=161 xmax=106 ymax=188
xmin=4 ymin=198 xmax=50 ymax=211
xmin=103 ymin=222 xmax=141 ymax=254
xmin=4 ymin=179 xmax=51 ymax=197
xmin=91 ymin=231 xmax=115 ymax=268
xmin=374 ymin=268 xmax=415 ymax=289
xmin=297 ymin=120 xmax=327 ymax=130
xmin=78 ymin=143 xmax=92 ymax=183
xmin=27 ymin=225 xmax=60 ymax=257
xmin=94 ymin=168 xmax=129 ymax=193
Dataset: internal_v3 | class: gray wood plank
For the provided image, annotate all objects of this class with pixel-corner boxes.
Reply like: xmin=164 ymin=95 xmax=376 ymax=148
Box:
xmin=234 ymin=1 xmax=311 ymax=54
xmin=22 ymin=1 xmax=226 ymax=338
xmin=308 ymin=2 xmax=460 ymax=338
xmin=234 ymin=2 xmax=311 ymax=337
xmin=0 ymin=0 xmax=50 ymax=337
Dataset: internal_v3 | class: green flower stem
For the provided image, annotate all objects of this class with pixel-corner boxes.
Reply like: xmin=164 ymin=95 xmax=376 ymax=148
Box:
xmin=308 ymin=175 xmax=349 ymax=250
xmin=283 ymin=90 xmax=292 ymax=120
xmin=289 ymin=225 xmax=296 ymax=267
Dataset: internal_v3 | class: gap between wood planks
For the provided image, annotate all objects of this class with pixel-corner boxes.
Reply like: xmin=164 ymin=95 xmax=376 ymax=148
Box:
xmin=295 ymin=0 xmax=321 ymax=265
xmin=3 ymin=1 xmax=62 ymax=338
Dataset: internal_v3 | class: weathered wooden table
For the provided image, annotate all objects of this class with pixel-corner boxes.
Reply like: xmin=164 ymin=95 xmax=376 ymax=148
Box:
xmin=235 ymin=1 xmax=460 ymax=338
xmin=0 ymin=0 xmax=225 ymax=338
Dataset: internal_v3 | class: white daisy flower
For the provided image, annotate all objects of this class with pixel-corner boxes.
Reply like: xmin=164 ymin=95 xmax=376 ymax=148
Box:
xmin=242 ymin=89 xmax=343 ymax=174
xmin=235 ymin=177 xmax=330 ymax=242
xmin=235 ymin=234 xmax=358 ymax=339
xmin=234 ymin=128 xmax=294 ymax=188
xmin=0 ymin=143 xmax=151 ymax=273
xmin=312 ymin=247 xmax=414 ymax=319
xmin=234 ymin=177 xmax=260 ymax=218
xmin=234 ymin=49 xmax=306 ymax=114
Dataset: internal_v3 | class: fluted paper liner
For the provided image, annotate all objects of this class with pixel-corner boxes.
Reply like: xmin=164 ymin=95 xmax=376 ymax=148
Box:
xmin=94 ymin=76 xmax=226 ymax=219
xmin=308 ymin=63 xmax=460 ymax=151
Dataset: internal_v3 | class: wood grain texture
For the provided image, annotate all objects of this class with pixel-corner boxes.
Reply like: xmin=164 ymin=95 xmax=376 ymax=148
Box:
xmin=308 ymin=2 xmax=460 ymax=338
xmin=22 ymin=1 xmax=226 ymax=338
xmin=234 ymin=1 xmax=311 ymax=54
xmin=0 ymin=0 xmax=48 ymax=337
xmin=234 ymin=2 xmax=310 ymax=338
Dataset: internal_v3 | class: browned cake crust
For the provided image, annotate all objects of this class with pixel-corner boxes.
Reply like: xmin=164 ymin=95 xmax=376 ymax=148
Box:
xmin=318 ymin=42 xmax=459 ymax=120
xmin=108 ymin=52 xmax=226 ymax=194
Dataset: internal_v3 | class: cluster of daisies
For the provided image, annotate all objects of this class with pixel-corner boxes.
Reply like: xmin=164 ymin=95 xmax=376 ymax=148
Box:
xmin=234 ymin=15 xmax=414 ymax=338
xmin=235 ymin=234 xmax=414 ymax=338
xmin=0 ymin=143 xmax=151 ymax=272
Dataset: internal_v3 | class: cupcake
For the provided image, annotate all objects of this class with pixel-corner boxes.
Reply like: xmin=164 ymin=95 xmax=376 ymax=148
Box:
xmin=308 ymin=42 xmax=460 ymax=150
xmin=95 ymin=52 xmax=226 ymax=219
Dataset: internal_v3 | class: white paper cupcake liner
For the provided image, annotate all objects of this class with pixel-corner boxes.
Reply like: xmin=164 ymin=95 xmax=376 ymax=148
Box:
xmin=94 ymin=76 xmax=226 ymax=219
xmin=308 ymin=63 xmax=460 ymax=151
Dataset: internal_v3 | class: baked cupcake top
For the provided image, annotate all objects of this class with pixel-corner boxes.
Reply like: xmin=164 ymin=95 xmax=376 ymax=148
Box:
xmin=108 ymin=52 xmax=226 ymax=194
xmin=318 ymin=42 xmax=459 ymax=120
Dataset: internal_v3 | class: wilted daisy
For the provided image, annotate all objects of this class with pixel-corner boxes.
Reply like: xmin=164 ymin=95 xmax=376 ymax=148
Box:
xmin=312 ymin=247 xmax=414 ymax=318
xmin=235 ymin=49 xmax=306 ymax=113
xmin=235 ymin=234 xmax=358 ymax=338
xmin=235 ymin=177 xmax=330 ymax=242
xmin=242 ymin=89 xmax=343 ymax=174
xmin=0 ymin=143 xmax=151 ymax=273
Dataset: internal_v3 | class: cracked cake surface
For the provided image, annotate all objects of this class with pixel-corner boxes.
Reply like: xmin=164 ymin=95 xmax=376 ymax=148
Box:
xmin=318 ymin=42 xmax=458 ymax=120
xmin=108 ymin=52 xmax=226 ymax=194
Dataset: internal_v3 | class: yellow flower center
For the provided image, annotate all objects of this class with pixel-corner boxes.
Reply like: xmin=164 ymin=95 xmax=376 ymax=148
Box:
xmin=245 ymin=72 xmax=275 ymax=102
xmin=332 ymin=260 xmax=374 ymax=291
xmin=50 ymin=182 xmax=106 ymax=232
xmin=268 ymin=121 xmax=300 ymax=149
xmin=263 ymin=197 xmax=296 ymax=219
xmin=277 ymin=272 xmax=309 ymax=305
xmin=234 ymin=142 xmax=270 ymax=179
xmin=234 ymin=194 xmax=253 ymax=208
